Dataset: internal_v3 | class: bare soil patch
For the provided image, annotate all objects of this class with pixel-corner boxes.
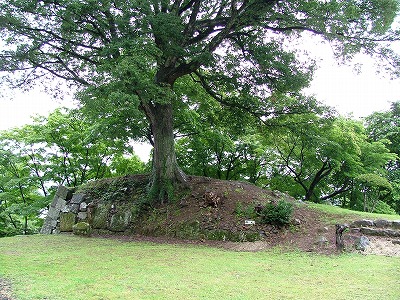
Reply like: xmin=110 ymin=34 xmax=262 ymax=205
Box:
xmin=362 ymin=237 xmax=400 ymax=257
xmin=0 ymin=278 xmax=14 ymax=300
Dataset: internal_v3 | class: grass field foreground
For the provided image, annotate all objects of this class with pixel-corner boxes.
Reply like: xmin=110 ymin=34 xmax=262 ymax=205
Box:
xmin=0 ymin=235 xmax=399 ymax=300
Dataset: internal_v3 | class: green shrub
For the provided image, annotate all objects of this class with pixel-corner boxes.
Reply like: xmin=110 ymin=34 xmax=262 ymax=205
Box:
xmin=373 ymin=201 xmax=397 ymax=215
xmin=259 ymin=200 xmax=293 ymax=227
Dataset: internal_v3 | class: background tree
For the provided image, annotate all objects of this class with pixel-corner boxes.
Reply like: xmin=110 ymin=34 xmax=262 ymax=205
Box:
xmin=266 ymin=116 xmax=360 ymax=201
xmin=1 ymin=0 xmax=399 ymax=202
xmin=3 ymin=108 xmax=139 ymax=188
xmin=264 ymin=114 xmax=398 ymax=209
xmin=365 ymin=101 xmax=400 ymax=212
xmin=355 ymin=173 xmax=394 ymax=213
xmin=0 ymin=147 xmax=47 ymax=236
xmin=174 ymin=85 xmax=320 ymax=183
xmin=0 ymin=108 xmax=145 ymax=236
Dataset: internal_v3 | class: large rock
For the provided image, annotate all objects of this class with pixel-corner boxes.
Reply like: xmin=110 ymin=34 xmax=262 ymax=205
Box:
xmin=350 ymin=219 xmax=374 ymax=228
xmin=70 ymin=193 xmax=86 ymax=205
xmin=354 ymin=236 xmax=370 ymax=251
xmin=392 ymin=221 xmax=400 ymax=230
xmin=92 ymin=204 xmax=110 ymax=229
xmin=47 ymin=204 xmax=62 ymax=220
xmin=50 ymin=196 xmax=61 ymax=208
xmin=314 ymin=236 xmax=329 ymax=246
xmin=374 ymin=219 xmax=392 ymax=228
xmin=66 ymin=203 xmax=80 ymax=214
xmin=79 ymin=202 xmax=88 ymax=212
xmin=77 ymin=212 xmax=88 ymax=221
xmin=361 ymin=227 xmax=400 ymax=237
xmin=59 ymin=212 xmax=76 ymax=232
xmin=40 ymin=218 xmax=58 ymax=234
xmin=72 ymin=222 xmax=92 ymax=236
xmin=55 ymin=185 xmax=74 ymax=200
xmin=54 ymin=198 xmax=67 ymax=212
xmin=109 ymin=210 xmax=132 ymax=232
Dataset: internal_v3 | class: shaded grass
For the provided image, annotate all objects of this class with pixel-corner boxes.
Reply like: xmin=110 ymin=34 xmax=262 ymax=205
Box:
xmin=0 ymin=235 xmax=399 ymax=300
xmin=305 ymin=202 xmax=400 ymax=224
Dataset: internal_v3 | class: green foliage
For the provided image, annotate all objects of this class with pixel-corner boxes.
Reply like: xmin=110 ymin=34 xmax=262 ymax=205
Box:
xmin=365 ymin=101 xmax=400 ymax=214
xmin=265 ymin=112 xmax=397 ymax=216
xmin=259 ymin=200 xmax=294 ymax=227
xmin=266 ymin=115 xmax=363 ymax=201
xmin=0 ymin=108 xmax=145 ymax=236
xmin=234 ymin=202 xmax=257 ymax=219
xmin=356 ymin=173 xmax=393 ymax=213
xmin=1 ymin=0 xmax=399 ymax=201
xmin=373 ymin=200 xmax=397 ymax=215
xmin=356 ymin=173 xmax=393 ymax=191
xmin=110 ymin=154 xmax=147 ymax=177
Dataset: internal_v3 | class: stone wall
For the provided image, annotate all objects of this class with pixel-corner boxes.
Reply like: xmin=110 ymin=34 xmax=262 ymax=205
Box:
xmin=40 ymin=184 xmax=137 ymax=235
xmin=40 ymin=186 xmax=75 ymax=234
xmin=350 ymin=219 xmax=400 ymax=238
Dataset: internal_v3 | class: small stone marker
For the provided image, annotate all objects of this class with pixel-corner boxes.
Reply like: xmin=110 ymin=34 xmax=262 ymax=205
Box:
xmin=245 ymin=220 xmax=255 ymax=225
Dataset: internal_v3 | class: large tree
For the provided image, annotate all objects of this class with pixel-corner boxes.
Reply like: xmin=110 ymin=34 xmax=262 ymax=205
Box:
xmin=1 ymin=0 xmax=399 ymax=201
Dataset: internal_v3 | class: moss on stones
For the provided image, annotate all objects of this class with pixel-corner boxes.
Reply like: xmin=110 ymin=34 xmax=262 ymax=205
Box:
xmin=72 ymin=222 xmax=92 ymax=236
xmin=59 ymin=212 xmax=76 ymax=232
xmin=109 ymin=210 xmax=132 ymax=232
xmin=92 ymin=204 xmax=110 ymax=229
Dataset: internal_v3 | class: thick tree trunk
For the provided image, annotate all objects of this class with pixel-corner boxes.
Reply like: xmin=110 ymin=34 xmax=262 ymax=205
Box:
xmin=143 ymin=101 xmax=187 ymax=202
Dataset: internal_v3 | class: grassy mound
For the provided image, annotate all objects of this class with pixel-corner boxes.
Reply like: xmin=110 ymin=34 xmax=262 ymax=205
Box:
xmin=72 ymin=174 xmax=399 ymax=254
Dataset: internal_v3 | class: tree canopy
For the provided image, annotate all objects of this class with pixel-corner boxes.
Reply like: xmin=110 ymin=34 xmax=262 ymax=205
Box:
xmin=1 ymin=0 xmax=399 ymax=202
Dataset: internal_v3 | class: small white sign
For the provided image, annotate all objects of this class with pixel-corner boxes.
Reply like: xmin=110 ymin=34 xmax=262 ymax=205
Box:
xmin=245 ymin=220 xmax=255 ymax=225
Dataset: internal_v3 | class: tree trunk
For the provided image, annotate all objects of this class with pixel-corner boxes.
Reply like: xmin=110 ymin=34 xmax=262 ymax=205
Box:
xmin=143 ymin=101 xmax=187 ymax=203
xmin=363 ymin=187 xmax=368 ymax=212
xmin=303 ymin=161 xmax=332 ymax=201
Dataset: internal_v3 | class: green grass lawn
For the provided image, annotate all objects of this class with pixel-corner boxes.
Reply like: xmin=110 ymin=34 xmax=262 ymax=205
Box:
xmin=0 ymin=235 xmax=399 ymax=300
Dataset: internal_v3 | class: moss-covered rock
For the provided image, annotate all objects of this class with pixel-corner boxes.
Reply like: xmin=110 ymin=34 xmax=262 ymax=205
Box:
xmin=72 ymin=222 xmax=92 ymax=236
xmin=109 ymin=210 xmax=132 ymax=232
xmin=59 ymin=212 xmax=76 ymax=232
xmin=92 ymin=204 xmax=110 ymax=229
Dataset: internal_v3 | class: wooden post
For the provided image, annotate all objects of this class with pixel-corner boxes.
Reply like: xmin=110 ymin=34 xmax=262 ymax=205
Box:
xmin=335 ymin=224 xmax=348 ymax=252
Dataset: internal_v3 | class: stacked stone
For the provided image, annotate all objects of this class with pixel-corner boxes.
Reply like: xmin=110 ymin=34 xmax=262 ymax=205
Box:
xmin=59 ymin=193 xmax=89 ymax=232
xmin=40 ymin=186 xmax=74 ymax=234
xmin=350 ymin=219 xmax=400 ymax=238
xmin=41 ymin=185 xmax=134 ymax=235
